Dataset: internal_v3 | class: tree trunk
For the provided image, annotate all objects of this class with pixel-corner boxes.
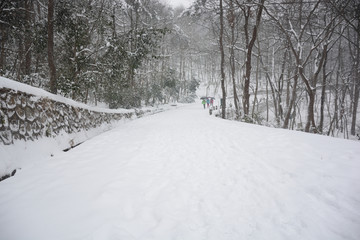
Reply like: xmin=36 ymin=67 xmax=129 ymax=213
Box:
xmin=350 ymin=20 xmax=360 ymax=136
xmin=266 ymin=71 xmax=269 ymax=122
xmin=242 ymin=6 xmax=250 ymax=116
xmin=219 ymin=0 xmax=226 ymax=119
xmin=17 ymin=37 xmax=24 ymax=80
xmin=240 ymin=0 xmax=265 ymax=116
xmin=252 ymin=38 xmax=261 ymax=119
xmin=286 ymin=75 xmax=290 ymax=109
xmin=300 ymin=42 xmax=329 ymax=133
xmin=0 ymin=28 xmax=6 ymax=74
xmin=283 ymin=72 xmax=298 ymax=129
xmin=351 ymin=68 xmax=360 ymax=136
xmin=305 ymin=89 xmax=317 ymax=133
xmin=24 ymin=0 xmax=32 ymax=76
xmin=319 ymin=48 xmax=328 ymax=133
xmin=277 ymin=48 xmax=288 ymax=121
xmin=334 ymin=71 xmax=339 ymax=131
xmin=48 ymin=0 xmax=57 ymax=94
xmin=229 ymin=0 xmax=240 ymax=119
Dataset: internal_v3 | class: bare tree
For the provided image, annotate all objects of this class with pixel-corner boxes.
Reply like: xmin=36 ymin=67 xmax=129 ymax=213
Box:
xmin=350 ymin=19 xmax=360 ymax=136
xmin=318 ymin=43 xmax=329 ymax=133
xmin=236 ymin=0 xmax=265 ymax=116
xmin=329 ymin=0 xmax=360 ymax=136
xmin=265 ymin=0 xmax=340 ymax=132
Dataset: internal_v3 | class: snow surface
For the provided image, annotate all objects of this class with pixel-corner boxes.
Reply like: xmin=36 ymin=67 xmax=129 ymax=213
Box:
xmin=0 ymin=103 xmax=360 ymax=240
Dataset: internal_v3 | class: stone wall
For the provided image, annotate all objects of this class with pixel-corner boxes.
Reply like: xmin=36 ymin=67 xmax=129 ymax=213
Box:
xmin=0 ymin=87 xmax=152 ymax=146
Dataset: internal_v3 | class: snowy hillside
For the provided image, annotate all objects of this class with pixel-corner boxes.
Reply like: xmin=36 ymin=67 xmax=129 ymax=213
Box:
xmin=0 ymin=103 xmax=359 ymax=240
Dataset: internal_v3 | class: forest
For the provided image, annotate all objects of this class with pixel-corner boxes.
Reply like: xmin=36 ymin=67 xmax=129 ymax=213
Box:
xmin=0 ymin=0 xmax=359 ymax=138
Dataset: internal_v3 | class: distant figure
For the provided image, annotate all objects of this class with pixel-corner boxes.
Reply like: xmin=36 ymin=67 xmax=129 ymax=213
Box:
xmin=206 ymin=98 xmax=210 ymax=108
xmin=202 ymin=99 xmax=206 ymax=109
xmin=210 ymin=98 xmax=214 ymax=107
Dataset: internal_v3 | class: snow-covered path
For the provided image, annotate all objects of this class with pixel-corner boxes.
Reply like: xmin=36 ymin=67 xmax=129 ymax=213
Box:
xmin=1 ymin=103 xmax=360 ymax=240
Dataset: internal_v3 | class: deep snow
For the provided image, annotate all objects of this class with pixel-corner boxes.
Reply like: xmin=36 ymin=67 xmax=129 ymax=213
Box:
xmin=0 ymin=103 xmax=359 ymax=240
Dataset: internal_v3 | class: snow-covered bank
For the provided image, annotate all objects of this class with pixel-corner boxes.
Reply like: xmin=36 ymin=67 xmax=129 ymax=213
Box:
xmin=0 ymin=77 xmax=178 ymax=177
xmin=0 ymin=103 xmax=359 ymax=240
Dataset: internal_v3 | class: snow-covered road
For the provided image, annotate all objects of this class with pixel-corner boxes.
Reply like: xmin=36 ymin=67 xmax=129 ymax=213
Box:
xmin=1 ymin=103 xmax=360 ymax=240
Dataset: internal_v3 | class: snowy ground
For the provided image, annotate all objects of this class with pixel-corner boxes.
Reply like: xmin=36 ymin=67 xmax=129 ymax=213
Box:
xmin=0 ymin=103 xmax=359 ymax=240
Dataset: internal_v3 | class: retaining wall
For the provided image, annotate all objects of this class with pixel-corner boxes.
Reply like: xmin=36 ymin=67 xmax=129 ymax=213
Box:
xmin=0 ymin=87 xmax=152 ymax=146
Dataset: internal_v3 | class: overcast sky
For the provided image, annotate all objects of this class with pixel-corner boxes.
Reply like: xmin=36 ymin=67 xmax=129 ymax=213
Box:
xmin=160 ymin=0 xmax=194 ymax=8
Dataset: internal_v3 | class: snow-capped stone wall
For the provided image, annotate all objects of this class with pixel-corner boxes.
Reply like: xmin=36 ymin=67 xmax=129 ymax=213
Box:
xmin=0 ymin=77 xmax=173 ymax=179
xmin=0 ymin=85 xmax=150 ymax=146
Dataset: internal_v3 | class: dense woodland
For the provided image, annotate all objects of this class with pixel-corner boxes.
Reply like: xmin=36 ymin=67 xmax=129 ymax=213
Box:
xmin=0 ymin=0 xmax=359 ymax=138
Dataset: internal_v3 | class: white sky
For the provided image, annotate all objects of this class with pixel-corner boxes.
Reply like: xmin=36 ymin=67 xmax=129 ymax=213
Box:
xmin=160 ymin=0 xmax=194 ymax=8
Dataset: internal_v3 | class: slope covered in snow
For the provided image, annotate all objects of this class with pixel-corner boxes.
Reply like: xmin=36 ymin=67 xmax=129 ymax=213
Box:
xmin=0 ymin=103 xmax=359 ymax=240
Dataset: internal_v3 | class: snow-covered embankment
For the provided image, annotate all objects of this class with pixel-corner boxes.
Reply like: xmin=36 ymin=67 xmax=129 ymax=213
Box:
xmin=0 ymin=77 xmax=168 ymax=177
